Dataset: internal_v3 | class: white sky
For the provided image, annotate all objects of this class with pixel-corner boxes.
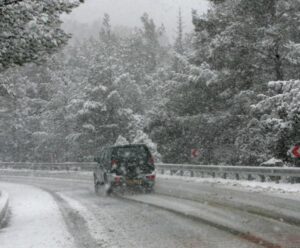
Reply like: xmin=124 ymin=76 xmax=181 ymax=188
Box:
xmin=63 ymin=0 xmax=209 ymax=38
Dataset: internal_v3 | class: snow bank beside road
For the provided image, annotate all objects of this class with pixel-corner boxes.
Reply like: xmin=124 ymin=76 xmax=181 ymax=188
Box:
xmin=158 ymin=174 xmax=300 ymax=194
xmin=0 ymin=183 xmax=74 ymax=248
xmin=0 ymin=190 xmax=9 ymax=227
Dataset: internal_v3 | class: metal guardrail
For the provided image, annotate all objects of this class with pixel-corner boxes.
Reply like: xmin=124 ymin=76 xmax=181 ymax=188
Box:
xmin=156 ymin=163 xmax=300 ymax=183
xmin=0 ymin=162 xmax=95 ymax=171
xmin=1 ymin=162 xmax=300 ymax=183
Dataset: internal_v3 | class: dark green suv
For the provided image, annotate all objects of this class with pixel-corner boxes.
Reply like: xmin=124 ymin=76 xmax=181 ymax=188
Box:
xmin=93 ymin=144 xmax=155 ymax=195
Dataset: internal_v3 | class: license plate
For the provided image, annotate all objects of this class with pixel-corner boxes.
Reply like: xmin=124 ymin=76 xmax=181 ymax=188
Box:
xmin=126 ymin=179 xmax=142 ymax=185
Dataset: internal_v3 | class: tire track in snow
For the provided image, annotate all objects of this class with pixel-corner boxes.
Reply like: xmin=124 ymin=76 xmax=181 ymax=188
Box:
xmin=46 ymin=191 xmax=109 ymax=248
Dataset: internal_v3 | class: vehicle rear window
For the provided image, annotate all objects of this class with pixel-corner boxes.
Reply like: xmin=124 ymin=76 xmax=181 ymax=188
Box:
xmin=112 ymin=146 xmax=150 ymax=161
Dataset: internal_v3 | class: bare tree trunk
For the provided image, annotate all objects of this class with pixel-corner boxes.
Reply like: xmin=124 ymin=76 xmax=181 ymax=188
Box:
xmin=274 ymin=54 xmax=284 ymax=80
xmin=273 ymin=43 xmax=284 ymax=81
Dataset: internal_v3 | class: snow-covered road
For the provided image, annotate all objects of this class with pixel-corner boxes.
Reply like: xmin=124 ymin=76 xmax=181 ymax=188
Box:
xmin=1 ymin=170 xmax=300 ymax=247
xmin=0 ymin=174 xmax=259 ymax=248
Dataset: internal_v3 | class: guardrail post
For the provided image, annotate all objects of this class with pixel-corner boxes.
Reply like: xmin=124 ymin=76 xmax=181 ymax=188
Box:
xmin=222 ymin=173 xmax=227 ymax=179
xmin=180 ymin=170 xmax=184 ymax=176
xmin=259 ymin=175 xmax=265 ymax=182
xmin=212 ymin=172 xmax=216 ymax=178
xmin=247 ymin=174 xmax=252 ymax=181
xmin=161 ymin=169 xmax=164 ymax=175
xmin=235 ymin=173 xmax=240 ymax=180
xmin=190 ymin=171 xmax=194 ymax=177
xmin=290 ymin=176 xmax=300 ymax=184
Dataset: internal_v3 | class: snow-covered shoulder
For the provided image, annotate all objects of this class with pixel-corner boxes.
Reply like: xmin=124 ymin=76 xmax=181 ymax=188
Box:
xmin=0 ymin=183 xmax=74 ymax=248
xmin=158 ymin=174 xmax=300 ymax=195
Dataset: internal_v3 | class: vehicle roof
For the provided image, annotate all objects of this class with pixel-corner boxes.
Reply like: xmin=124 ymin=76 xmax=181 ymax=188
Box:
xmin=109 ymin=144 xmax=148 ymax=149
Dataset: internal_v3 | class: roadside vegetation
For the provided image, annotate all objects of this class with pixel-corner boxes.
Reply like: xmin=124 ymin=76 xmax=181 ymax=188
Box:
xmin=1 ymin=0 xmax=300 ymax=165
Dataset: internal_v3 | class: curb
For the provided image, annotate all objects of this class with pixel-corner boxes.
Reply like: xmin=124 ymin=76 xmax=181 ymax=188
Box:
xmin=0 ymin=190 xmax=9 ymax=228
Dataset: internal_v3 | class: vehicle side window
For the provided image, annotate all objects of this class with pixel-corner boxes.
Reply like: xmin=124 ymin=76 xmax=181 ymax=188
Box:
xmin=104 ymin=148 xmax=112 ymax=169
xmin=102 ymin=149 xmax=108 ymax=169
xmin=98 ymin=152 xmax=103 ymax=166
xmin=107 ymin=148 xmax=112 ymax=161
xmin=96 ymin=149 xmax=103 ymax=165
xmin=102 ymin=150 xmax=106 ymax=162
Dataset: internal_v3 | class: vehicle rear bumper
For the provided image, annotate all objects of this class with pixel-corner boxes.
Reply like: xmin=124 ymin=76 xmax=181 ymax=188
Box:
xmin=108 ymin=174 xmax=155 ymax=187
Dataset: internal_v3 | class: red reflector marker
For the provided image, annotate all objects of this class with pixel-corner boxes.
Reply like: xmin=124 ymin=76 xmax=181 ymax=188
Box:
xmin=111 ymin=160 xmax=118 ymax=165
xmin=111 ymin=160 xmax=118 ymax=169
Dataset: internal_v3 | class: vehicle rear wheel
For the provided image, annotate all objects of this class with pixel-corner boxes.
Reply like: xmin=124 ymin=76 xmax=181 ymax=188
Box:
xmin=144 ymin=186 xmax=154 ymax=194
xmin=94 ymin=174 xmax=100 ymax=194
xmin=106 ymin=185 xmax=113 ymax=196
xmin=104 ymin=175 xmax=113 ymax=196
xmin=94 ymin=182 xmax=100 ymax=194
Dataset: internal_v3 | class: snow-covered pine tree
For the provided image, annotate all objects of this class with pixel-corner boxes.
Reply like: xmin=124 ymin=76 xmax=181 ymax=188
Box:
xmin=236 ymin=80 xmax=300 ymax=165
xmin=174 ymin=8 xmax=184 ymax=55
xmin=0 ymin=0 xmax=82 ymax=73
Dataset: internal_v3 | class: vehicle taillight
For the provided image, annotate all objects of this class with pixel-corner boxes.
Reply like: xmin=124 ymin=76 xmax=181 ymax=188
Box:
xmin=146 ymin=174 xmax=156 ymax=181
xmin=114 ymin=176 xmax=122 ymax=183
xmin=111 ymin=160 xmax=118 ymax=169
